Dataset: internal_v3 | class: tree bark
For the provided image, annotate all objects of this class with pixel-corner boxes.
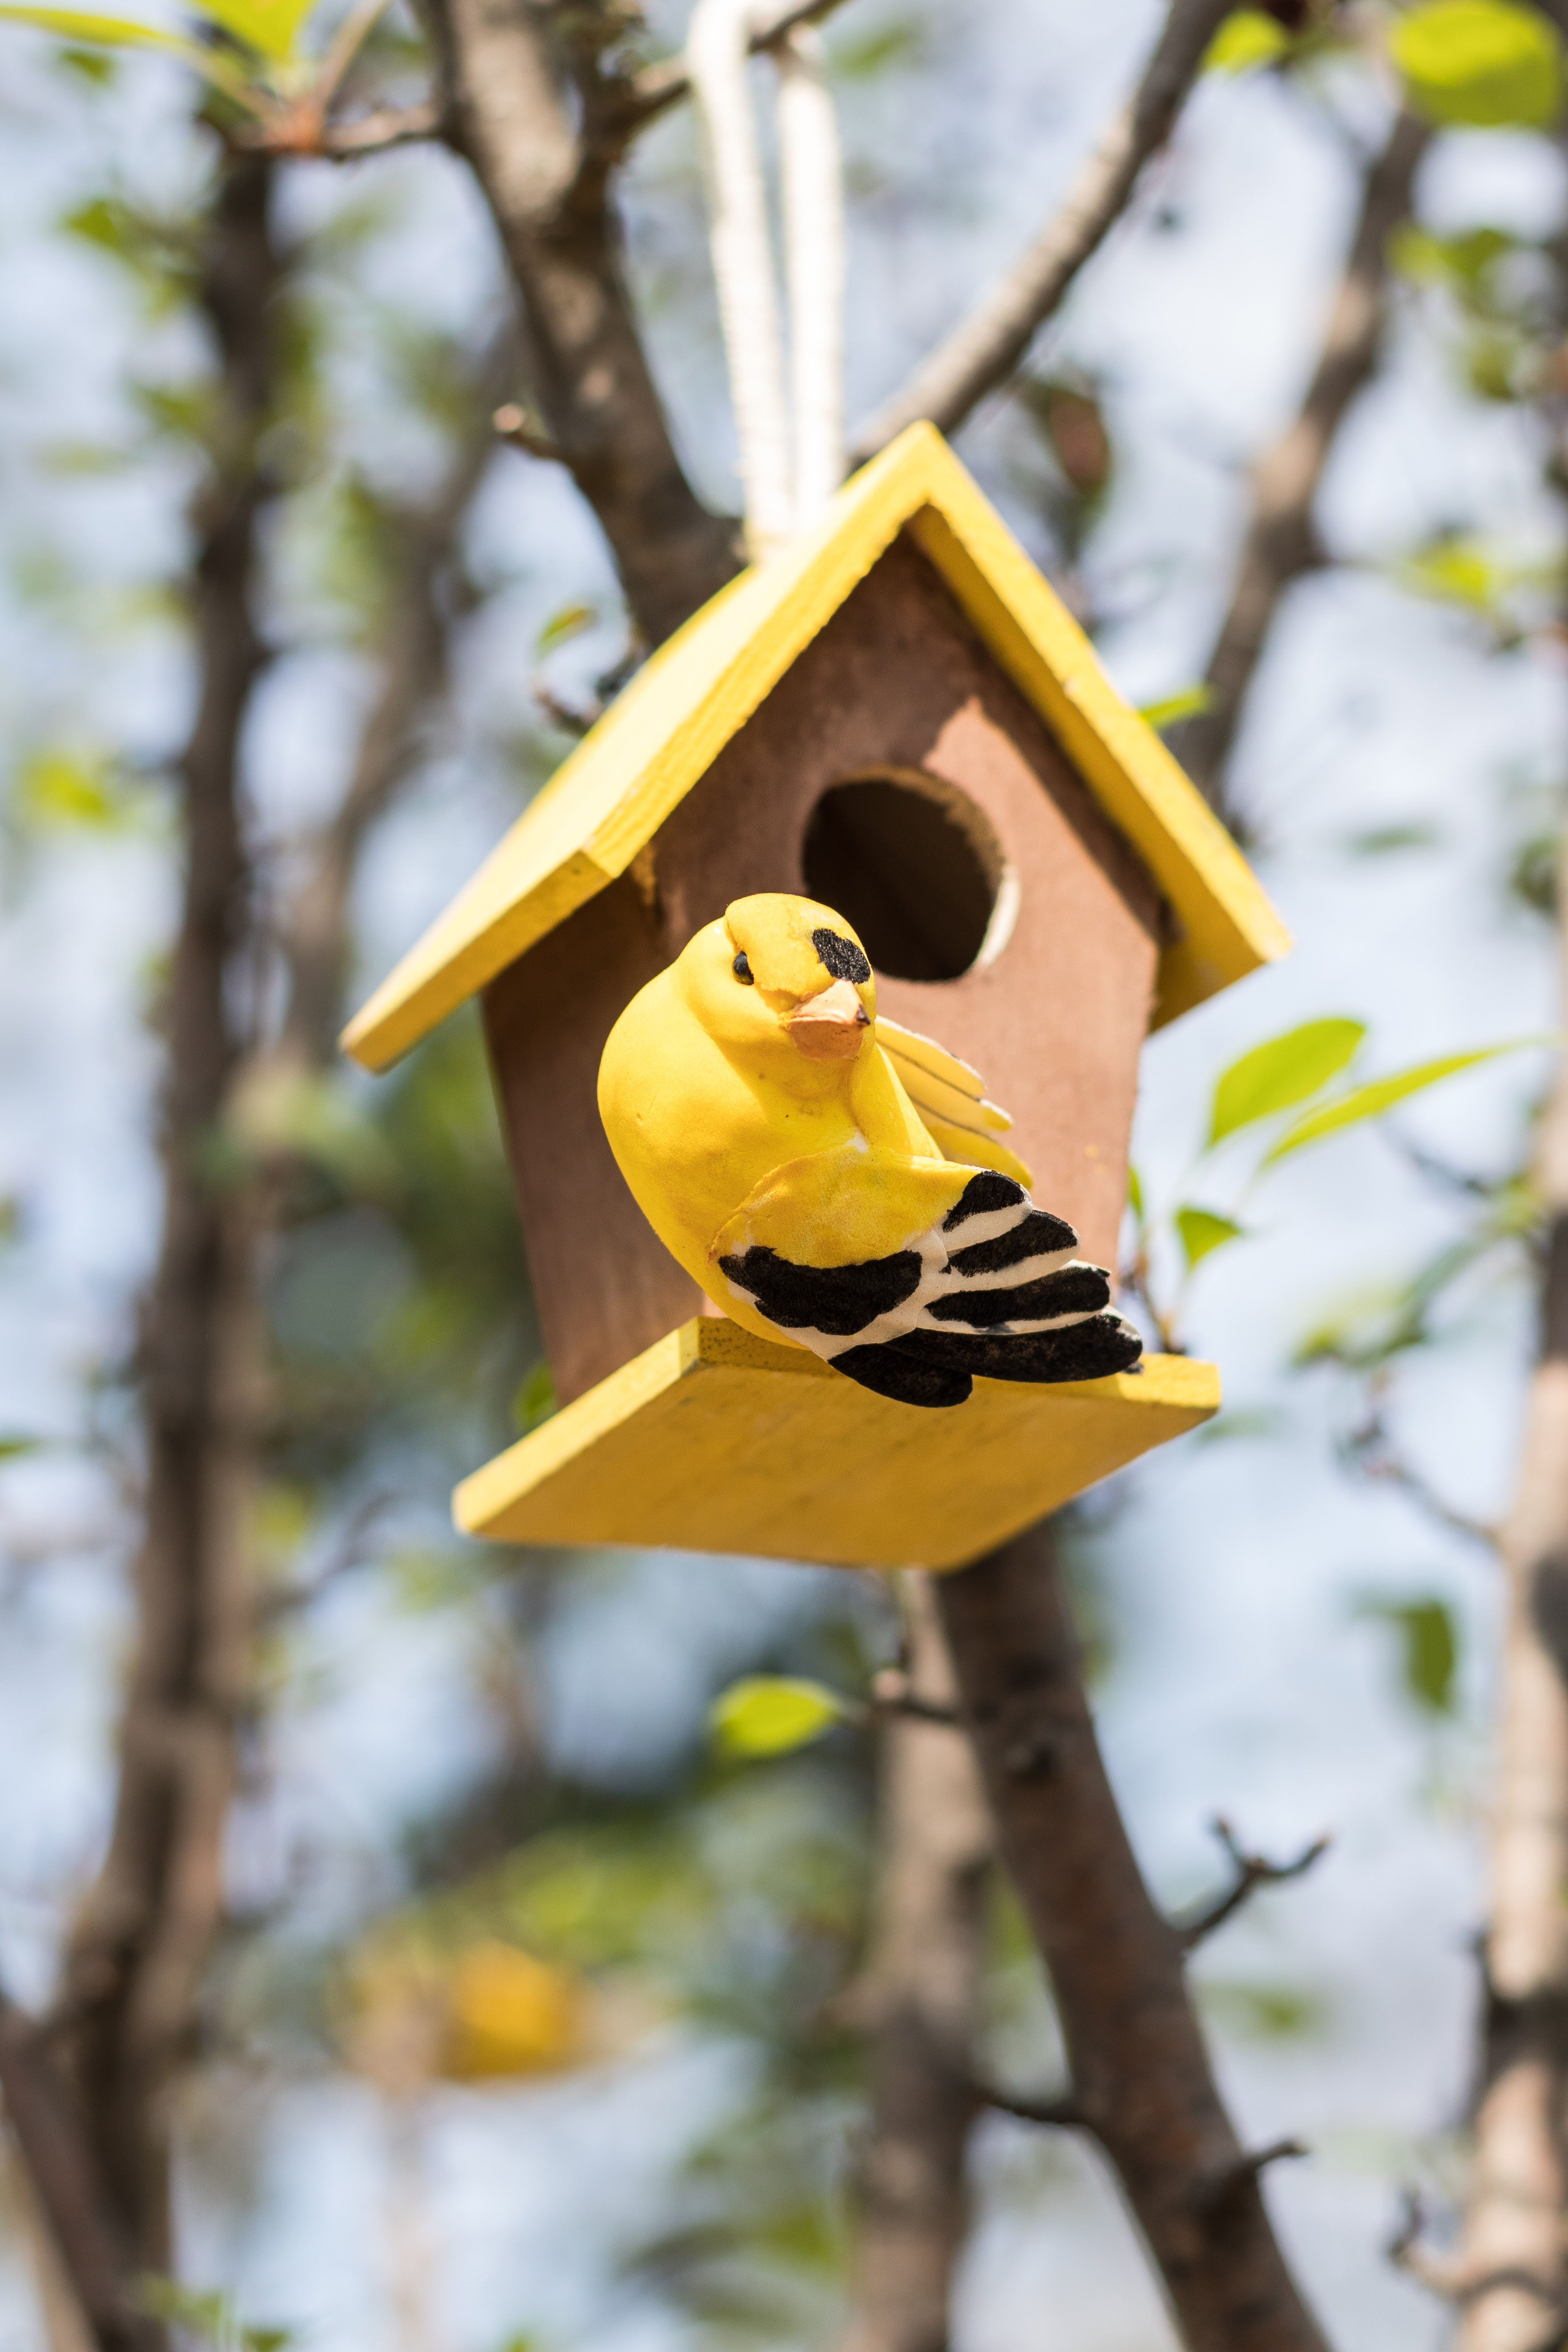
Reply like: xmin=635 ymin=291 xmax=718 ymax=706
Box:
xmin=56 ymin=148 xmax=280 ymax=2271
xmin=0 ymin=1999 xmax=153 ymax=2352
xmin=841 ymin=1577 xmax=992 ymax=2352
xmin=935 ymin=1521 xmax=1331 ymax=2352
xmin=1166 ymin=113 xmax=1430 ymax=819
xmin=419 ymin=0 xmax=739 ymax=642
xmin=1451 ymin=840 xmax=1568 ymax=2352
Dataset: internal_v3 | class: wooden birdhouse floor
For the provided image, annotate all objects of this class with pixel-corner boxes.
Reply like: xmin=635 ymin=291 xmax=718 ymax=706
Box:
xmin=454 ymin=1318 xmax=1219 ymax=1573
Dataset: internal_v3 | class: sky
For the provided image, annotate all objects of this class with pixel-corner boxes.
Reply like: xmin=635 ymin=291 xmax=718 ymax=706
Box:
xmin=2 ymin=0 xmax=1567 ymax=2346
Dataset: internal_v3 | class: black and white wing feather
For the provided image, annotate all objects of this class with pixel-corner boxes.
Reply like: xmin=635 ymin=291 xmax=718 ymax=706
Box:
xmin=721 ymin=1169 xmax=1142 ymax=1409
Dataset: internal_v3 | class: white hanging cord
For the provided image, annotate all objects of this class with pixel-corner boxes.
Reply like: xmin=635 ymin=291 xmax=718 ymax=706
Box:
xmin=687 ymin=0 xmax=846 ymax=558
xmin=687 ymin=0 xmax=794 ymax=561
xmin=777 ymin=23 xmax=845 ymax=530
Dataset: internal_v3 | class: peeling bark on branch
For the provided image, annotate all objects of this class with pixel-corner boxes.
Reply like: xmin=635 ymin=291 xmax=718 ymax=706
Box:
xmin=840 ymin=1577 xmax=992 ymax=2352
xmin=1452 ymin=841 xmax=1568 ymax=2352
xmin=848 ymin=0 xmax=1233 ymax=464
xmin=1167 ymin=113 xmax=1430 ymax=818
xmin=935 ymin=1522 xmax=1331 ymax=2352
xmin=419 ymin=0 xmax=738 ymax=641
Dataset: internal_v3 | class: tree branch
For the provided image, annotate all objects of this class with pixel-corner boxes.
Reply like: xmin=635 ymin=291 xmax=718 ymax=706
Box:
xmin=318 ymin=97 xmax=445 ymax=156
xmin=1387 ymin=2189 xmax=1466 ymax=2302
xmin=847 ymin=0 xmax=1233 ymax=464
xmin=621 ymin=0 xmax=851 ymax=129
xmin=1177 ymin=1816 xmax=1330 ymax=1953
xmin=0 ymin=1991 xmax=154 ymax=2352
xmin=55 ymin=149 xmax=281 ymax=2276
xmin=276 ymin=337 xmax=511 ymax=1066
xmin=1453 ymin=855 xmax=1568 ymax=2344
xmin=840 ymin=1576 xmax=993 ymax=2352
xmin=418 ymin=0 xmax=740 ymax=641
xmin=976 ymin=2082 xmax=1084 ymax=2130
xmin=1166 ymin=111 xmax=1431 ymax=818
xmin=935 ymin=1519 xmax=1332 ymax=2352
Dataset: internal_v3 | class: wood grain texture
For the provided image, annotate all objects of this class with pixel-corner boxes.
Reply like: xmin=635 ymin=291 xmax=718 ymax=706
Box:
xmin=342 ymin=422 xmax=1285 ymax=1071
xmin=452 ymin=1319 xmax=1217 ymax=1570
xmin=482 ymin=874 xmax=702 ymax=1407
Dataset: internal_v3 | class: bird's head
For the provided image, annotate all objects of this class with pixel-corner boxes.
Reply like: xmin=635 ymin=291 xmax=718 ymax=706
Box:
xmin=675 ymin=895 xmax=875 ymax=1072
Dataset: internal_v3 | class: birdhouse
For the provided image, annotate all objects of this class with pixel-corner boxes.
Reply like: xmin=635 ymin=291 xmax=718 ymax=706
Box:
xmin=343 ymin=424 xmax=1286 ymax=1572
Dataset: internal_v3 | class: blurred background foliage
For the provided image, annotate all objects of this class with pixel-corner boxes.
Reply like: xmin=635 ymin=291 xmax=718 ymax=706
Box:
xmin=5 ymin=0 xmax=1568 ymax=2345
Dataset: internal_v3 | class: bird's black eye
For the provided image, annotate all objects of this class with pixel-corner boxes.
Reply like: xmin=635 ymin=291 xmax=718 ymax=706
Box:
xmin=732 ymin=951 xmax=754 ymax=984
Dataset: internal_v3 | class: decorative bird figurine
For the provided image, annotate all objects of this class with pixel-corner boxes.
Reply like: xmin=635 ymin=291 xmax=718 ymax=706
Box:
xmin=597 ymin=893 xmax=1143 ymax=1408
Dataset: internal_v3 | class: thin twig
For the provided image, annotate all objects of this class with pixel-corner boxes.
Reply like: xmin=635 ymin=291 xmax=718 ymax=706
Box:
xmin=1387 ymin=2189 xmax=1467 ymax=2301
xmin=868 ymin=1665 xmax=959 ymax=1727
xmin=318 ymin=97 xmax=445 ymax=157
xmin=494 ymin=400 xmax=564 ymax=464
xmin=1197 ymin=2138 xmax=1310 ymax=2210
xmin=1177 ymin=1816 xmax=1329 ymax=1953
xmin=1166 ymin=111 xmax=1431 ymax=815
xmin=1340 ymin=1404 xmax=1499 ymax=1549
xmin=977 ymin=2081 xmax=1085 ymax=2130
xmin=847 ymin=0 xmax=1232 ymax=463
xmin=622 ymin=0 xmax=851 ymax=126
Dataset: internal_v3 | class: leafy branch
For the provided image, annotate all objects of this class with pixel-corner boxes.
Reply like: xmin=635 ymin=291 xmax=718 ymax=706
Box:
xmin=1124 ymin=1017 xmax=1551 ymax=1353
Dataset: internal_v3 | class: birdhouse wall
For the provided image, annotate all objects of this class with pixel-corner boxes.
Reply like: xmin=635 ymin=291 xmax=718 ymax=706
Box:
xmin=484 ymin=527 xmax=1164 ymax=1408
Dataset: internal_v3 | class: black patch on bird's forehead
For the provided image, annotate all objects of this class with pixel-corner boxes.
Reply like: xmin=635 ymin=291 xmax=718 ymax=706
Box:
xmin=811 ymin=928 xmax=871 ymax=986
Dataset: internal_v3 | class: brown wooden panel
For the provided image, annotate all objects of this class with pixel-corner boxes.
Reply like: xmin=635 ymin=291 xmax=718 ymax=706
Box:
xmin=650 ymin=530 xmax=1163 ymax=1270
xmin=482 ymin=874 xmax=702 ymax=1405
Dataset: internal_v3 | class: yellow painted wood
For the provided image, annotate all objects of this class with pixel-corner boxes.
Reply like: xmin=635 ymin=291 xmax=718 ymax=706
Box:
xmin=454 ymin=1317 xmax=1220 ymax=1573
xmin=343 ymin=424 xmax=1286 ymax=1072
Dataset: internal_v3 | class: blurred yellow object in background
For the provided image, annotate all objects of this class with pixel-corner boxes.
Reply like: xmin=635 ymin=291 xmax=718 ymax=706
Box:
xmin=442 ymin=1941 xmax=588 ymax=2081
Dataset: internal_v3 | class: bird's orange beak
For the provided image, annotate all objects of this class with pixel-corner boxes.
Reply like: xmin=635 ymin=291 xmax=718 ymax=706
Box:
xmin=786 ymin=977 xmax=870 ymax=1061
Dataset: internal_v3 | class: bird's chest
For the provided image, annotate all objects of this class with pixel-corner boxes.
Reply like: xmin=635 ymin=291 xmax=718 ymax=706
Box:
xmin=640 ymin=1051 xmax=859 ymax=1246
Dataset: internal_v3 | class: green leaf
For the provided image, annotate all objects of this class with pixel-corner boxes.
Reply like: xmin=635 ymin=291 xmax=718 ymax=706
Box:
xmin=1205 ymin=8 xmax=1290 ymax=72
xmin=1356 ymin=1595 xmax=1459 ymax=1715
xmin=182 ymin=0 xmax=313 ymax=61
xmin=1391 ymin=0 xmax=1563 ymax=128
xmin=535 ymin=602 xmax=597 ymax=655
xmin=14 ymin=750 xmax=134 ymax=831
xmin=830 ymin=15 xmax=922 ymax=77
xmin=1127 ymin=1163 xmax=1145 ymax=1219
xmin=1208 ymin=1018 xmax=1366 ymax=1146
xmin=0 ymin=1436 xmax=42 ymax=1460
xmin=709 ymin=1676 xmax=853 ymax=1760
xmin=0 ymin=4 xmax=260 ymax=97
xmin=1201 ymin=1979 xmax=1328 ymax=2040
xmin=512 ymin=1362 xmax=557 ymax=1434
xmin=1265 ymin=1038 xmax=1546 ymax=1161
xmin=1341 ymin=821 xmax=1442 ymax=856
xmin=1389 ymin=222 xmax=1514 ymax=291
xmin=1174 ymin=1206 xmax=1244 ymax=1269
xmin=1137 ymin=683 xmax=1213 ymax=732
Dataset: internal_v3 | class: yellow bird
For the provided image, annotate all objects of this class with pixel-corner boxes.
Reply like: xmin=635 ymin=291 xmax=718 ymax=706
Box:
xmin=598 ymin=893 xmax=1141 ymax=1408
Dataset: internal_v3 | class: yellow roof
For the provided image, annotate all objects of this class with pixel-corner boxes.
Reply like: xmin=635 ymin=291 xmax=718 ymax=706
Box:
xmin=343 ymin=423 xmax=1286 ymax=1071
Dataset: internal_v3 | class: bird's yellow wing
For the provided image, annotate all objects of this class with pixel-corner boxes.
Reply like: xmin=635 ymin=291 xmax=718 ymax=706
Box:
xmin=875 ymin=1017 xmax=1034 ymax=1189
